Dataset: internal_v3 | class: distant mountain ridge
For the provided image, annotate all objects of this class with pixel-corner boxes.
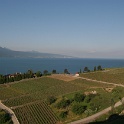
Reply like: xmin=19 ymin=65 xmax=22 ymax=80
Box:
xmin=0 ymin=47 xmax=73 ymax=58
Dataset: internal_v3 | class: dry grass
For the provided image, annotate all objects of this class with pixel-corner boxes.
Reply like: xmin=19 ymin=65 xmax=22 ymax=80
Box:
xmin=105 ymin=88 xmax=114 ymax=92
xmin=48 ymin=74 xmax=77 ymax=82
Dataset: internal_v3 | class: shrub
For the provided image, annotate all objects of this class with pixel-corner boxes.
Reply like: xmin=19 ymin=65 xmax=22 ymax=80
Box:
xmin=36 ymin=71 xmax=42 ymax=77
xmin=52 ymin=70 xmax=57 ymax=74
xmin=74 ymin=93 xmax=85 ymax=102
xmin=47 ymin=96 xmax=57 ymax=105
xmin=64 ymin=69 xmax=70 ymax=74
xmin=97 ymin=65 xmax=102 ymax=70
xmin=59 ymin=111 xmax=68 ymax=119
xmin=84 ymin=95 xmax=91 ymax=103
xmin=72 ymin=103 xmax=87 ymax=115
xmin=0 ymin=110 xmax=12 ymax=124
xmin=90 ymin=102 xmax=100 ymax=112
xmin=43 ymin=70 xmax=48 ymax=75
xmin=56 ymin=99 xmax=70 ymax=109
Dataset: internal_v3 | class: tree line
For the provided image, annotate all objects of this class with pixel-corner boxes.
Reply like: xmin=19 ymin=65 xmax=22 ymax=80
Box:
xmin=0 ymin=65 xmax=103 ymax=84
xmin=0 ymin=69 xmax=50 ymax=84
xmin=0 ymin=69 xmax=69 ymax=84
xmin=80 ymin=65 xmax=103 ymax=73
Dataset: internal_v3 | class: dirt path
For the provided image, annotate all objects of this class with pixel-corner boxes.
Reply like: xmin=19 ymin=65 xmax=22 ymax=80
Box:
xmin=0 ymin=100 xmax=20 ymax=124
xmin=69 ymin=99 xmax=123 ymax=124
xmin=78 ymin=77 xmax=124 ymax=87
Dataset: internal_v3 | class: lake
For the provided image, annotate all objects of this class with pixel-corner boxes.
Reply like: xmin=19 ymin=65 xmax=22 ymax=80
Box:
xmin=0 ymin=58 xmax=124 ymax=75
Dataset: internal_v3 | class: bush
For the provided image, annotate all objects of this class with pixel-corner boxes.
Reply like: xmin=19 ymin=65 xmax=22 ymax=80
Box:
xmin=0 ymin=110 xmax=12 ymax=124
xmin=97 ymin=65 xmax=102 ymax=70
xmin=64 ymin=69 xmax=70 ymax=74
xmin=36 ymin=71 xmax=42 ymax=77
xmin=72 ymin=103 xmax=87 ymax=115
xmin=43 ymin=70 xmax=48 ymax=75
xmin=56 ymin=99 xmax=70 ymax=109
xmin=47 ymin=96 xmax=57 ymax=105
xmin=84 ymin=95 xmax=91 ymax=103
xmin=52 ymin=70 xmax=57 ymax=74
xmin=59 ymin=111 xmax=68 ymax=119
xmin=90 ymin=102 xmax=100 ymax=112
xmin=74 ymin=93 xmax=85 ymax=102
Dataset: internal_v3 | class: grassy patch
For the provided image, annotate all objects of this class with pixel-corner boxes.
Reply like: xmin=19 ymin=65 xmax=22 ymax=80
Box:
xmin=80 ymin=68 xmax=124 ymax=84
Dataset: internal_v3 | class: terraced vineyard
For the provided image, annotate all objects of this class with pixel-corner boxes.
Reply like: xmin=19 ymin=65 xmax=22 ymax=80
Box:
xmin=0 ymin=85 xmax=23 ymax=100
xmin=3 ymin=77 xmax=84 ymax=107
xmin=0 ymin=74 xmax=122 ymax=124
xmin=3 ymin=95 xmax=37 ymax=107
xmin=70 ymin=78 xmax=114 ymax=88
xmin=2 ymin=77 xmax=114 ymax=107
xmin=80 ymin=68 xmax=124 ymax=84
xmin=13 ymin=102 xmax=59 ymax=124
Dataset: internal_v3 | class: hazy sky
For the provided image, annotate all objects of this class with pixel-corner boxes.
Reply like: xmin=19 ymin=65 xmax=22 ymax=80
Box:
xmin=0 ymin=0 xmax=124 ymax=58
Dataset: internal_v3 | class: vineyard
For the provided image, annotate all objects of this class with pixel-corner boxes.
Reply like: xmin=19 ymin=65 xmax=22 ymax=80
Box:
xmin=80 ymin=68 xmax=124 ymax=84
xmin=70 ymin=78 xmax=114 ymax=88
xmin=0 ymin=73 xmax=122 ymax=124
xmin=3 ymin=77 xmax=84 ymax=107
xmin=0 ymin=85 xmax=23 ymax=100
xmin=13 ymin=101 xmax=59 ymax=124
xmin=1 ymin=77 xmax=114 ymax=107
xmin=3 ymin=95 xmax=37 ymax=107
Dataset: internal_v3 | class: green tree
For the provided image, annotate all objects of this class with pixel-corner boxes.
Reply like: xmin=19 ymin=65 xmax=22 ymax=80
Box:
xmin=36 ymin=71 xmax=42 ymax=77
xmin=64 ymin=69 xmax=70 ymax=74
xmin=94 ymin=66 xmax=96 ymax=71
xmin=84 ymin=95 xmax=91 ymax=103
xmin=14 ymin=74 xmax=22 ymax=81
xmin=9 ymin=77 xmax=14 ymax=82
xmin=0 ymin=75 xmax=4 ymax=84
xmin=5 ymin=77 xmax=10 ymax=83
xmin=56 ymin=98 xmax=70 ymax=109
xmin=0 ymin=109 xmax=12 ymax=124
xmin=52 ymin=70 xmax=56 ymax=74
xmin=80 ymin=69 xmax=82 ymax=73
xmin=21 ymin=73 xmax=26 ymax=79
xmin=59 ymin=111 xmax=68 ymax=119
xmin=83 ymin=67 xmax=90 ymax=72
xmin=74 ymin=93 xmax=85 ymax=102
xmin=47 ymin=96 xmax=57 ymax=105
xmin=43 ymin=70 xmax=48 ymax=75
xmin=89 ymin=95 xmax=101 ymax=112
xmin=97 ymin=65 xmax=102 ymax=71
xmin=72 ymin=103 xmax=87 ymax=115
xmin=26 ymin=69 xmax=33 ymax=78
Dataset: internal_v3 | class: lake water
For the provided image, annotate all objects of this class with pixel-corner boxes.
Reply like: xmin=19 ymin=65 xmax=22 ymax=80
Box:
xmin=0 ymin=58 xmax=124 ymax=75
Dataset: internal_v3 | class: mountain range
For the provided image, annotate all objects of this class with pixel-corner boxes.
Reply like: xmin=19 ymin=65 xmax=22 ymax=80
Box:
xmin=0 ymin=47 xmax=73 ymax=58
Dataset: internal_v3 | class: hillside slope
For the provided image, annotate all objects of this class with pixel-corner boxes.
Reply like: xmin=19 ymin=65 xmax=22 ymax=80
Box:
xmin=0 ymin=47 xmax=72 ymax=58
